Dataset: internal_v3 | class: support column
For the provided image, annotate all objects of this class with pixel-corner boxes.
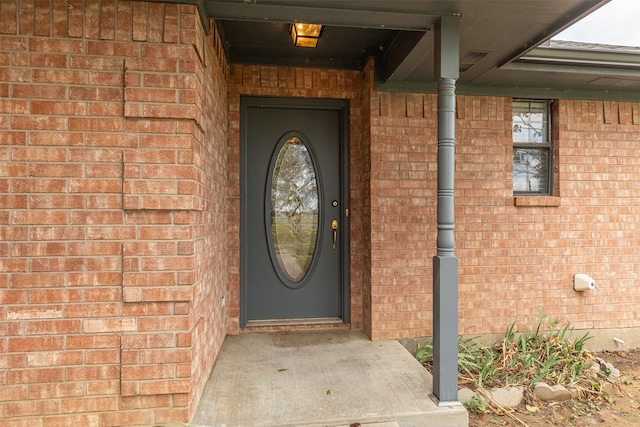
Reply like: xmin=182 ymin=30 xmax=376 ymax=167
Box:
xmin=432 ymin=15 xmax=461 ymax=405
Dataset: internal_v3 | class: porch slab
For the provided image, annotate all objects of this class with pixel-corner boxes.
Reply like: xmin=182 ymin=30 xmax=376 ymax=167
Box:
xmin=191 ymin=330 xmax=468 ymax=427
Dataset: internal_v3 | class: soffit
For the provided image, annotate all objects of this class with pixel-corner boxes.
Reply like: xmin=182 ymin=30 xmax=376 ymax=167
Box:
xmin=147 ymin=0 xmax=640 ymax=100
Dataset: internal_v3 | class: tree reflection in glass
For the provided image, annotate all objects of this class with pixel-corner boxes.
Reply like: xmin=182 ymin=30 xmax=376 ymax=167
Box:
xmin=513 ymin=148 xmax=548 ymax=193
xmin=512 ymin=101 xmax=550 ymax=194
xmin=270 ymin=136 xmax=319 ymax=283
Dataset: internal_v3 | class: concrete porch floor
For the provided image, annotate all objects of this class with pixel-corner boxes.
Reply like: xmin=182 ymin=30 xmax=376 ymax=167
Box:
xmin=191 ymin=330 xmax=468 ymax=427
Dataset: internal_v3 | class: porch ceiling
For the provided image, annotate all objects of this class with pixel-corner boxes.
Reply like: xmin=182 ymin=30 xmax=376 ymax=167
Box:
xmin=156 ymin=0 xmax=640 ymax=100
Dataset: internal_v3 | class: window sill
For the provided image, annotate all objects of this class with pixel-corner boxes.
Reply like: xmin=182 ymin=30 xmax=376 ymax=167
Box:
xmin=514 ymin=196 xmax=561 ymax=207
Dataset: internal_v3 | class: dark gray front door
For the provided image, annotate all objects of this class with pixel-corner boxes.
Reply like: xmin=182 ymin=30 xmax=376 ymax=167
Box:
xmin=240 ymin=98 xmax=349 ymax=326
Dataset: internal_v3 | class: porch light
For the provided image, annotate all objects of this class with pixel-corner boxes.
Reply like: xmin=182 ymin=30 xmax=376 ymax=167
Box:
xmin=290 ymin=23 xmax=323 ymax=48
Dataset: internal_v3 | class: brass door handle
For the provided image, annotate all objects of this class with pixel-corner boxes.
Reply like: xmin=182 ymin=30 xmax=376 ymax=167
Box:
xmin=331 ymin=219 xmax=339 ymax=250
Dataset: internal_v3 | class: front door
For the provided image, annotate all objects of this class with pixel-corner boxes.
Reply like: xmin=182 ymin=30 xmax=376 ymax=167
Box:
xmin=240 ymin=97 xmax=349 ymax=327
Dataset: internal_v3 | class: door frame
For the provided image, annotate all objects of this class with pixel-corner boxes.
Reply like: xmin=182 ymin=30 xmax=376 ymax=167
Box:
xmin=239 ymin=96 xmax=350 ymax=328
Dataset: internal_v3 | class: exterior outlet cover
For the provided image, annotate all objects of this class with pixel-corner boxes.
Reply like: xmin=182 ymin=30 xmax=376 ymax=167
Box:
xmin=574 ymin=274 xmax=596 ymax=292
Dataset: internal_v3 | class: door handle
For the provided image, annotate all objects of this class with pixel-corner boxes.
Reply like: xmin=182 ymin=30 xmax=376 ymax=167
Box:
xmin=331 ymin=219 xmax=339 ymax=250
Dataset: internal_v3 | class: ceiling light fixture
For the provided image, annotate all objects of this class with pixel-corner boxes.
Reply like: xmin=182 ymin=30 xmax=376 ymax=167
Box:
xmin=290 ymin=23 xmax=323 ymax=48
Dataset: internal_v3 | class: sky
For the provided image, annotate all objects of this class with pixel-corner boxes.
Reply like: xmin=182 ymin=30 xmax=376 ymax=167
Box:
xmin=553 ymin=0 xmax=640 ymax=47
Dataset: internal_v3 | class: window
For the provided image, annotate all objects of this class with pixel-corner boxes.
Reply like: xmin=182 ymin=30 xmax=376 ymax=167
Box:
xmin=512 ymin=100 xmax=552 ymax=195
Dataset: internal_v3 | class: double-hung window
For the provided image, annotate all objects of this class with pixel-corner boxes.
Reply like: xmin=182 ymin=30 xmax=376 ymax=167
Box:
xmin=512 ymin=100 xmax=552 ymax=195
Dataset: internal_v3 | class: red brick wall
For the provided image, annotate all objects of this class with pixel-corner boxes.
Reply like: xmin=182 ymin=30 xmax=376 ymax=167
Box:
xmin=368 ymin=92 xmax=640 ymax=339
xmin=367 ymin=90 xmax=439 ymax=340
xmin=456 ymin=98 xmax=640 ymax=336
xmin=0 ymin=1 xmax=227 ymax=425
xmin=227 ymin=60 xmax=640 ymax=343
xmin=357 ymin=61 xmax=374 ymax=338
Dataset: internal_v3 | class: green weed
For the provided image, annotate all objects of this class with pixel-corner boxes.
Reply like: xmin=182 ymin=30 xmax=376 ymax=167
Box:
xmin=415 ymin=311 xmax=606 ymax=402
xmin=463 ymin=395 xmax=486 ymax=413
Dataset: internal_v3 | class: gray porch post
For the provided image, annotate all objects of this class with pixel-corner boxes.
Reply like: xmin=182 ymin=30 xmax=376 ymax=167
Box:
xmin=432 ymin=15 xmax=461 ymax=405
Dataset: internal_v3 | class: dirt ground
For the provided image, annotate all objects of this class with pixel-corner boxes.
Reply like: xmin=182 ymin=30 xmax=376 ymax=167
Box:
xmin=468 ymin=348 xmax=640 ymax=426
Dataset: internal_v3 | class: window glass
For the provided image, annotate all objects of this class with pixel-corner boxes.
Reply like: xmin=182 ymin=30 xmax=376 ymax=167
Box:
xmin=512 ymin=100 xmax=552 ymax=195
xmin=513 ymin=148 xmax=549 ymax=193
xmin=512 ymin=100 xmax=548 ymax=143
xmin=270 ymin=136 xmax=319 ymax=284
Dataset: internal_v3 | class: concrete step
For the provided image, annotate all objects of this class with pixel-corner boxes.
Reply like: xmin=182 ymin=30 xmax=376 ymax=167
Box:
xmin=191 ymin=330 xmax=468 ymax=427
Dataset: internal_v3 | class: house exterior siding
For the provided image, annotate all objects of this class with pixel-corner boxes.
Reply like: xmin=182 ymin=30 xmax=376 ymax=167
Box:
xmin=0 ymin=1 xmax=228 ymax=425
xmin=455 ymin=98 xmax=640 ymax=336
xmin=1 ymin=0 xmax=640 ymax=425
xmin=368 ymin=92 xmax=640 ymax=339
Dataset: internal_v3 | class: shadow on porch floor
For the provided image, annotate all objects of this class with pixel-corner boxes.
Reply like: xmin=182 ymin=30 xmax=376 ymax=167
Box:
xmin=191 ymin=330 xmax=467 ymax=427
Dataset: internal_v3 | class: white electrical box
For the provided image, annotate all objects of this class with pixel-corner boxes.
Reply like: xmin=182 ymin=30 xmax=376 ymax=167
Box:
xmin=574 ymin=274 xmax=596 ymax=292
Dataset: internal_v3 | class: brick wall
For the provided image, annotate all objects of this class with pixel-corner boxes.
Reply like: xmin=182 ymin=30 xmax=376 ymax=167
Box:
xmin=227 ymin=60 xmax=640 ymax=343
xmin=456 ymin=98 xmax=640 ymax=336
xmin=357 ymin=61 xmax=374 ymax=338
xmin=367 ymin=90 xmax=439 ymax=340
xmin=368 ymin=91 xmax=640 ymax=340
xmin=0 ymin=1 xmax=227 ymax=425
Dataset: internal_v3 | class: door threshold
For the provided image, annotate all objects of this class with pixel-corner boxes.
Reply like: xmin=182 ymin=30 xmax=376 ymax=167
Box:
xmin=244 ymin=317 xmax=347 ymax=330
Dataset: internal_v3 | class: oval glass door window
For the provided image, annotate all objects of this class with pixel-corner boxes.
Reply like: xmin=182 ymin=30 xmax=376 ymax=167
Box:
xmin=270 ymin=136 xmax=319 ymax=284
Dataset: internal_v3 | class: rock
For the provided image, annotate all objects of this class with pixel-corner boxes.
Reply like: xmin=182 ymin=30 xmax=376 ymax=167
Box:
xmin=534 ymin=382 xmax=572 ymax=402
xmin=601 ymin=381 xmax=621 ymax=396
xmin=457 ymin=386 xmax=523 ymax=408
xmin=568 ymin=386 xmax=580 ymax=399
xmin=594 ymin=358 xmax=621 ymax=379
xmin=487 ymin=386 xmax=524 ymax=408
xmin=458 ymin=387 xmax=477 ymax=404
